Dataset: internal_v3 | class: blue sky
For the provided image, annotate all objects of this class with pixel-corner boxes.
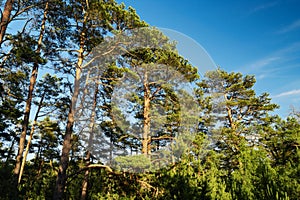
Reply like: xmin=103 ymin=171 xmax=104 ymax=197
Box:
xmin=119 ymin=0 xmax=300 ymax=117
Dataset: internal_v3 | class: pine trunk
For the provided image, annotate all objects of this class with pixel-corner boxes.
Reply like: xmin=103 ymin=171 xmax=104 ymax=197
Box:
xmin=80 ymin=81 xmax=99 ymax=200
xmin=53 ymin=23 xmax=86 ymax=200
xmin=0 ymin=0 xmax=14 ymax=46
xmin=13 ymin=1 xmax=48 ymax=183
xmin=18 ymin=92 xmax=45 ymax=183
xmin=142 ymin=71 xmax=151 ymax=155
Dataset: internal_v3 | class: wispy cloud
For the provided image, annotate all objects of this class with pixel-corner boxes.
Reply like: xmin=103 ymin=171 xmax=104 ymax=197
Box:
xmin=257 ymin=74 xmax=267 ymax=80
xmin=275 ymin=42 xmax=300 ymax=54
xmin=274 ymin=89 xmax=300 ymax=98
xmin=240 ymin=42 xmax=300 ymax=75
xmin=239 ymin=56 xmax=280 ymax=74
xmin=248 ymin=56 xmax=281 ymax=69
xmin=277 ymin=19 xmax=300 ymax=34
xmin=249 ymin=1 xmax=279 ymax=14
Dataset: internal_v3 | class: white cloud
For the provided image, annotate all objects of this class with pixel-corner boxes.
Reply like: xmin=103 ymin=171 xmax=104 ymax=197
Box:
xmin=277 ymin=19 xmax=300 ymax=34
xmin=239 ymin=42 xmax=300 ymax=74
xmin=257 ymin=74 xmax=266 ymax=80
xmin=239 ymin=56 xmax=280 ymax=74
xmin=274 ymin=89 xmax=300 ymax=98
xmin=248 ymin=56 xmax=280 ymax=69
xmin=250 ymin=1 xmax=279 ymax=13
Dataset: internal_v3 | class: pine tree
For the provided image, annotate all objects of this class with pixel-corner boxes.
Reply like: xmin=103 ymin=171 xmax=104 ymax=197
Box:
xmin=52 ymin=1 xmax=145 ymax=198
xmin=99 ymin=28 xmax=200 ymax=171
xmin=13 ymin=1 xmax=50 ymax=185
xmin=197 ymin=69 xmax=278 ymax=169
xmin=18 ymin=73 xmax=62 ymax=184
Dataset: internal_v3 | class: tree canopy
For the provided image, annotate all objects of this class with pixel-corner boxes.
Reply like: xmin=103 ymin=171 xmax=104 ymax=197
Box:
xmin=0 ymin=1 xmax=299 ymax=199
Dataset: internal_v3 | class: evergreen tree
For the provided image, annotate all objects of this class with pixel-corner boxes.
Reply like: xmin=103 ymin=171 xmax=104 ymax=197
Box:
xmin=52 ymin=1 xmax=145 ymax=198
xmin=197 ymin=69 xmax=278 ymax=169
